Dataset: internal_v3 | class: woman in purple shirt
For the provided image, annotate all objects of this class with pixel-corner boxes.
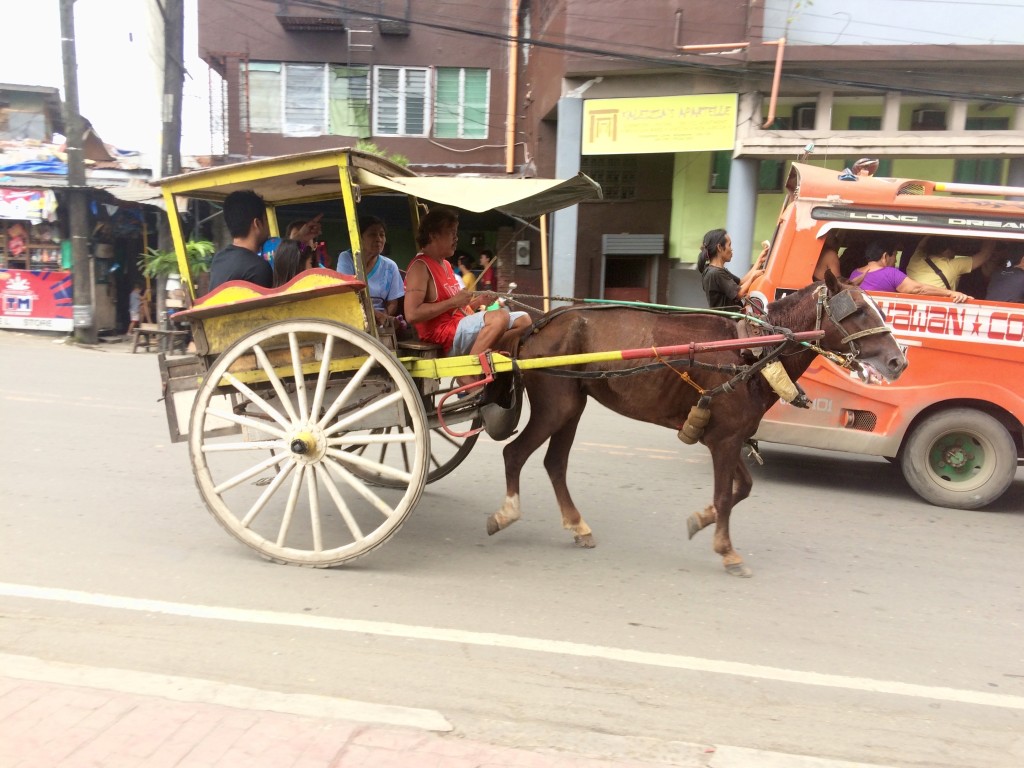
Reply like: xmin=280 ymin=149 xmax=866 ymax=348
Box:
xmin=851 ymin=240 xmax=969 ymax=302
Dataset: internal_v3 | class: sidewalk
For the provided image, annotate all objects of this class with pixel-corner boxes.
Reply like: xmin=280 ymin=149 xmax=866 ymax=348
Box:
xmin=0 ymin=674 xmax=705 ymax=768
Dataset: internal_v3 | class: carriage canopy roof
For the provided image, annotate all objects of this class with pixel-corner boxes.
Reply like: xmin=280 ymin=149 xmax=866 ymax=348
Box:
xmin=154 ymin=148 xmax=602 ymax=217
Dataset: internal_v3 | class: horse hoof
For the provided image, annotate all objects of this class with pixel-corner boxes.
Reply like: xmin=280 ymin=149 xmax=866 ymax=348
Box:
xmin=486 ymin=515 xmax=501 ymax=536
xmin=686 ymin=514 xmax=702 ymax=540
xmin=725 ymin=562 xmax=753 ymax=578
xmin=573 ymin=533 xmax=596 ymax=548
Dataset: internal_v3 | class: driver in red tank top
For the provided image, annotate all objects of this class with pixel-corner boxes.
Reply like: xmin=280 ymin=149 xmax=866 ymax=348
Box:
xmin=403 ymin=207 xmax=531 ymax=368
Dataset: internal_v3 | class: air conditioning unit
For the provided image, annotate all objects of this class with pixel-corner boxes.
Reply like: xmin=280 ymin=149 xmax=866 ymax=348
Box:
xmin=792 ymin=103 xmax=817 ymax=130
xmin=515 ymin=240 xmax=531 ymax=266
xmin=911 ymin=109 xmax=946 ymax=131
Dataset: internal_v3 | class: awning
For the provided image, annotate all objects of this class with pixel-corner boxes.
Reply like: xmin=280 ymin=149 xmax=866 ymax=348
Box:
xmin=355 ymin=169 xmax=603 ymax=217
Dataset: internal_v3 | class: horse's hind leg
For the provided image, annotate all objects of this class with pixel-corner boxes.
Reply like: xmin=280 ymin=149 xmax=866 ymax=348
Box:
xmin=542 ymin=405 xmax=594 ymax=548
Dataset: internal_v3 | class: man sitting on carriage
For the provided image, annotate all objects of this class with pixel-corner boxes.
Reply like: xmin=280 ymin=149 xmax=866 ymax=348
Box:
xmin=402 ymin=207 xmax=530 ymax=376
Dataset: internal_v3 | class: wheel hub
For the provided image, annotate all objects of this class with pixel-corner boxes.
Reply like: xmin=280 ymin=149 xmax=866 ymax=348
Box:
xmin=288 ymin=427 xmax=327 ymax=464
xmin=931 ymin=434 xmax=978 ymax=477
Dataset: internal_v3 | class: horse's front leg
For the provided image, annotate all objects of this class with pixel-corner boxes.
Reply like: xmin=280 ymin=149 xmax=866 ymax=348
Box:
xmin=686 ymin=454 xmax=752 ymax=540
xmin=709 ymin=440 xmax=753 ymax=578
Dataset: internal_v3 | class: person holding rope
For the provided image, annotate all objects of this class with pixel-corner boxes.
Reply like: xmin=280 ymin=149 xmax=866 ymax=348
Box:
xmin=403 ymin=207 xmax=530 ymax=382
xmin=697 ymin=229 xmax=768 ymax=310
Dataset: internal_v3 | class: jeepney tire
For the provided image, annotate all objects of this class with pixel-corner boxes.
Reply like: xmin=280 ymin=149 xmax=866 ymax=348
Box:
xmin=900 ymin=408 xmax=1017 ymax=510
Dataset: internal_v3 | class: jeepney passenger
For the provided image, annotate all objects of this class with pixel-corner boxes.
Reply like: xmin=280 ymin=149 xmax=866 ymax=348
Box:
xmin=905 ymin=235 xmax=994 ymax=292
xmin=986 ymin=246 xmax=1024 ymax=303
xmin=851 ymin=240 xmax=969 ymax=302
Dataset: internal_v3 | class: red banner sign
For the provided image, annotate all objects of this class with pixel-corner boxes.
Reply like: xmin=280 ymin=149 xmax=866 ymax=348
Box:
xmin=0 ymin=269 xmax=73 ymax=331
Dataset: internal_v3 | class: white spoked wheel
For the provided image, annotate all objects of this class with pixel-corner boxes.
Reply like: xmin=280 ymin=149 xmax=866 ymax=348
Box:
xmin=189 ymin=319 xmax=429 ymax=566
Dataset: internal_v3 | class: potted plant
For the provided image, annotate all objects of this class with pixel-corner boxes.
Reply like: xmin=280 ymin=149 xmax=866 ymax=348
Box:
xmin=138 ymin=240 xmax=215 ymax=326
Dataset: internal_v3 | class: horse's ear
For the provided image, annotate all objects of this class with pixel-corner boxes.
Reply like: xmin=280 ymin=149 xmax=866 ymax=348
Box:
xmin=824 ymin=268 xmax=843 ymax=294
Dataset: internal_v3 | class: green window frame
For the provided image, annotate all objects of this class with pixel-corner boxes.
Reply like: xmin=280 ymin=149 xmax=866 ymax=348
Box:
xmin=709 ymin=152 xmax=785 ymax=193
xmin=434 ymin=68 xmax=489 ymax=139
xmin=954 ymin=117 xmax=1009 ymax=184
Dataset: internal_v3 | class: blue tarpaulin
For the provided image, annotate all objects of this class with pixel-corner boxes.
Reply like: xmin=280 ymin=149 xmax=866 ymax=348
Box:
xmin=0 ymin=159 xmax=68 ymax=174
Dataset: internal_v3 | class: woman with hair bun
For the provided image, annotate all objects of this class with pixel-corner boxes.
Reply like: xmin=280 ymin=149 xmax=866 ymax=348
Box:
xmin=697 ymin=228 xmax=767 ymax=310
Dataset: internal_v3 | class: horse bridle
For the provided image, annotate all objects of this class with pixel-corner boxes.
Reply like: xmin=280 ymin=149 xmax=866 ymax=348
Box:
xmin=812 ymin=285 xmax=892 ymax=368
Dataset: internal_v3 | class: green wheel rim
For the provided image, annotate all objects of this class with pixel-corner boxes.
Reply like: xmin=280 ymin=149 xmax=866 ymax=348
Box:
xmin=927 ymin=431 xmax=989 ymax=487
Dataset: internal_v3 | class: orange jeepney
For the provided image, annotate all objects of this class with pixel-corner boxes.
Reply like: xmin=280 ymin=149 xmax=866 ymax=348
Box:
xmin=748 ymin=162 xmax=1024 ymax=509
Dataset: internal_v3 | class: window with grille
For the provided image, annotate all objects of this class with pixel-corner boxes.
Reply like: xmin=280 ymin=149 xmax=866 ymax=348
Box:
xmin=954 ymin=117 xmax=1009 ymax=185
xmin=240 ymin=61 xmax=371 ymax=138
xmin=709 ymin=152 xmax=785 ymax=193
xmin=434 ymin=68 xmax=489 ymax=139
xmin=374 ymin=66 xmax=429 ymax=136
xmin=579 ymin=155 xmax=637 ymax=201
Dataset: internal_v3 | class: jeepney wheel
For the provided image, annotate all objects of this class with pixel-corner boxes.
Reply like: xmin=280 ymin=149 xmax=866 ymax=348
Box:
xmin=188 ymin=319 xmax=429 ymax=567
xmin=900 ymin=408 xmax=1017 ymax=510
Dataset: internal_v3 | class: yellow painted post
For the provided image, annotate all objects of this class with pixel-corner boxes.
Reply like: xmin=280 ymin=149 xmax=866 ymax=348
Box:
xmin=337 ymin=154 xmax=374 ymax=334
xmin=162 ymin=188 xmax=193 ymax=299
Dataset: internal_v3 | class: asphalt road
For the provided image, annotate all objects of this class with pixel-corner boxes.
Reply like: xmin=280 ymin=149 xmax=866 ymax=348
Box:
xmin=1 ymin=330 xmax=1023 ymax=767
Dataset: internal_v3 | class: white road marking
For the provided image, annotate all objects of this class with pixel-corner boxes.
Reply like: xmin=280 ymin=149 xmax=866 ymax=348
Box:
xmin=3 ymin=582 xmax=1023 ymax=712
xmin=0 ymin=652 xmax=452 ymax=732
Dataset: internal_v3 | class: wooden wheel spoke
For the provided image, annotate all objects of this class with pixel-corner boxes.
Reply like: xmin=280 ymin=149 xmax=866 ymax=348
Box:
xmin=276 ymin=464 xmax=305 ymax=547
xmin=325 ymin=391 xmax=405 ymax=436
xmin=325 ymin=446 xmax=412 ymax=484
xmin=213 ymin=451 xmax=290 ymax=495
xmin=253 ymin=343 xmax=300 ymax=424
xmin=202 ymin=439 xmax=286 ymax=453
xmin=323 ymin=456 xmax=396 ymax=520
xmin=205 ymin=406 xmax=288 ymax=440
xmin=240 ymin=459 xmax=296 ymax=528
xmin=288 ymin=333 xmax=309 ymax=420
xmin=317 ymin=356 xmax=377 ymax=429
xmin=309 ymin=334 xmax=335 ymax=424
xmin=314 ymin=464 xmax=365 ymax=541
xmin=325 ymin=433 xmax=416 ymax=447
xmin=222 ymin=372 xmax=293 ymax=430
xmin=305 ymin=465 xmax=322 ymax=553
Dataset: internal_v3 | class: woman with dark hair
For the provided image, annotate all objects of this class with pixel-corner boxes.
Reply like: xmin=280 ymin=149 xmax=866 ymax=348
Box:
xmin=272 ymin=239 xmax=314 ymax=286
xmin=336 ymin=215 xmax=404 ymax=325
xmin=697 ymin=229 xmax=767 ymax=309
xmin=851 ymin=240 xmax=969 ymax=302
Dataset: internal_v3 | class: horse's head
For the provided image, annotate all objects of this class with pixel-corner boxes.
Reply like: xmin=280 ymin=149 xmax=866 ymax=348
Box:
xmin=816 ymin=271 xmax=908 ymax=383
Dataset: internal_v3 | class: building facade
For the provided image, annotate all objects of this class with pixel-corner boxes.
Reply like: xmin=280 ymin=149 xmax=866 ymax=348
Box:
xmin=196 ymin=0 xmax=1024 ymax=305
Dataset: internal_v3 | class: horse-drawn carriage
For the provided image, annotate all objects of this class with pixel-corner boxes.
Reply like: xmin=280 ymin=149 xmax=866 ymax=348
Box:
xmin=155 ymin=149 xmax=906 ymax=577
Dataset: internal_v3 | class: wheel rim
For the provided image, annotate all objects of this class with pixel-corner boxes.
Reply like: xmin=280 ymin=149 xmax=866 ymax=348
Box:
xmin=924 ymin=429 xmax=996 ymax=492
xmin=189 ymin=320 xmax=429 ymax=566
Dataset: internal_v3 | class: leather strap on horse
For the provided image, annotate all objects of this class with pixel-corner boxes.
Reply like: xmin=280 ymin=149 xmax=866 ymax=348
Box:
xmin=652 ymin=347 xmax=706 ymax=394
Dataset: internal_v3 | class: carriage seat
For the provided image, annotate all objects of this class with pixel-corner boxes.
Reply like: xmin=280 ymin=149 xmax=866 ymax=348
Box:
xmin=175 ymin=268 xmax=366 ymax=322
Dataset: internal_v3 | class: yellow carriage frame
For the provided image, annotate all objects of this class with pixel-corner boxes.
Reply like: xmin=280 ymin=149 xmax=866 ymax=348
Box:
xmin=152 ymin=148 xmax=602 ymax=567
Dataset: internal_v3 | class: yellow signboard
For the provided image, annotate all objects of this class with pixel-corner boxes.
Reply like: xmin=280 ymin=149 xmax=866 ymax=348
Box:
xmin=582 ymin=93 xmax=737 ymax=155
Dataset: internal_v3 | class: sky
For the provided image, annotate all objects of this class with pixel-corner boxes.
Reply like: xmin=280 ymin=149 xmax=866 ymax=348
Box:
xmin=0 ymin=0 xmax=216 ymax=163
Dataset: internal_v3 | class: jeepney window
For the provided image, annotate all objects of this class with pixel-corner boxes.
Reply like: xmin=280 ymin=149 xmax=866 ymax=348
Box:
xmin=709 ymin=151 xmax=785 ymax=193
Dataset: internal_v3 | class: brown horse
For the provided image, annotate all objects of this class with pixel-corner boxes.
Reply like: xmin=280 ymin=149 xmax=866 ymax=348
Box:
xmin=487 ymin=272 xmax=908 ymax=577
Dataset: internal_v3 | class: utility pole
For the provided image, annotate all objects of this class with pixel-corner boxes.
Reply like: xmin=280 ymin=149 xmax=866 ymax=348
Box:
xmin=59 ymin=0 xmax=96 ymax=344
xmin=156 ymin=0 xmax=185 ymax=327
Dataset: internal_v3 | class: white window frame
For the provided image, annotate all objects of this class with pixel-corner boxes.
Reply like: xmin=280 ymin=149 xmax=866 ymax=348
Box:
xmin=372 ymin=66 xmax=431 ymax=137
xmin=282 ymin=62 xmax=329 ymax=137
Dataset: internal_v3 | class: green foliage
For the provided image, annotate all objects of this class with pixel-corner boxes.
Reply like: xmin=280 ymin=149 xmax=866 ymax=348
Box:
xmin=354 ymin=140 xmax=409 ymax=167
xmin=138 ymin=240 xmax=215 ymax=278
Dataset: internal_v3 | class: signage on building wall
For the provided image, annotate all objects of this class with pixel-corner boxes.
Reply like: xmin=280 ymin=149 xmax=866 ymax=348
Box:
xmin=0 ymin=270 xmax=73 ymax=331
xmin=582 ymin=93 xmax=737 ymax=155
xmin=0 ymin=188 xmax=59 ymax=223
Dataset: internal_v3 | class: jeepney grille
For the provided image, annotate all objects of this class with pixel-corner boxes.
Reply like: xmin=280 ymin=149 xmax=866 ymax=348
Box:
xmin=848 ymin=410 xmax=877 ymax=432
xmin=897 ymin=182 xmax=926 ymax=195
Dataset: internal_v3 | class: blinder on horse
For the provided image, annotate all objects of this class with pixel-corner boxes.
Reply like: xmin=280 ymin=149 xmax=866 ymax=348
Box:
xmin=815 ymin=285 xmax=892 ymax=365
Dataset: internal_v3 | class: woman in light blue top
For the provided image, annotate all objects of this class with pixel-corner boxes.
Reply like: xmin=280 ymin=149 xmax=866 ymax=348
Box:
xmin=336 ymin=216 xmax=405 ymax=325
